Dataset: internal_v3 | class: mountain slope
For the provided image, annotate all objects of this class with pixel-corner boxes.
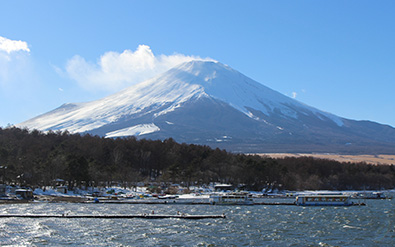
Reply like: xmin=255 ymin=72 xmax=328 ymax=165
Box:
xmin=18 ymin=61 xmax=395 ymax=154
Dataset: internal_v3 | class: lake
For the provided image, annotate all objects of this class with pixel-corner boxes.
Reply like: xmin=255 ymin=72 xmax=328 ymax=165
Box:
xmin=0 ymin=195 xmax=394 ymax=246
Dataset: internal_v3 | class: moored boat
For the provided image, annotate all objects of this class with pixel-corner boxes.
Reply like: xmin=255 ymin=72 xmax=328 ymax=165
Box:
xmin=209 ymin=193 xmax=253 ymax=205
xmin=295 ymin=194 xmax=353 ymax=206
xmin=353 ymin=192 xmax=388 ymax=199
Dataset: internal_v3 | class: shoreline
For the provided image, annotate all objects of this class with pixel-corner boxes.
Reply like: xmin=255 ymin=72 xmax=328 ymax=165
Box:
xmin=2 ymin=191 xmax=389 ymax=205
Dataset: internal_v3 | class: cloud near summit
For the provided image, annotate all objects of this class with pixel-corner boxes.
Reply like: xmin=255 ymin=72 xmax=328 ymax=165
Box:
xmin=66 ymin=45 xmax=214 ymax=92
xmin=0 ymin=36 xmax=30 ymax=54
xmin=0 ymin=36 xmax=32 ymax=88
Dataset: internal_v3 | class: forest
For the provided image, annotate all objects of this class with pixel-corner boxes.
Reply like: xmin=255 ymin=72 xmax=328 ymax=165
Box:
xmin=0 ymin=126 xmax=394 ymax=191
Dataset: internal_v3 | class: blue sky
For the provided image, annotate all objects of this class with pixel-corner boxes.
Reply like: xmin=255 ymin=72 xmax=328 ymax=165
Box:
xmin=1 ymin=1 xmax=394 ymax=127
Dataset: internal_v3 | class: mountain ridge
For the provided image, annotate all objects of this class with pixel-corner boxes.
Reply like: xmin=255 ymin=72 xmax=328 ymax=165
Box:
xmin=18 ymin=60 xmax=395 ymax=154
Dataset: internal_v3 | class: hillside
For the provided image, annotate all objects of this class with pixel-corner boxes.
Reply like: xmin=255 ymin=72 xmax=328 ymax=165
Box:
xmin=1 ymin=127 xmax=394 ymax=191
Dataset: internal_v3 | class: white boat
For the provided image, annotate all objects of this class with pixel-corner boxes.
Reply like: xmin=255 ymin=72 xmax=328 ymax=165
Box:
xmin=295 ymin=194 xmax=353 ymax=206
xmin=209 ymin=193 xmax=254 ymax=205
xmin=353 ymin=192 xmax=387 ymax=199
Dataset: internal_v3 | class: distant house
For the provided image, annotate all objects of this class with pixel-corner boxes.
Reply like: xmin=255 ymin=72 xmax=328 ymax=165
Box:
xmin=0 ymin=184 xmax=6 ymax=197
xmin=56 ymin=186 xmax=68 ymax=194
xmin=15 ymin=189 xmax=33 ymax=200
xmin=214 ymin=184 xmax=233 ymax=191
xmin=54 ymin=178 xmax=65 ymax=186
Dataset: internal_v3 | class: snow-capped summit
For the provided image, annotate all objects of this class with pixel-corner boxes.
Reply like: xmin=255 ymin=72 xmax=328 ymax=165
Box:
xmin=170 ymin=61 xmax=343 ymax=126
xmin=18 ymin=60 xmax=395 ymax=153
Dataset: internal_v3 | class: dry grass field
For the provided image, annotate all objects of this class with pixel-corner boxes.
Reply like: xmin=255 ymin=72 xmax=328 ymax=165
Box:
xmin=258 ymin=153 xmax=395 ymax=165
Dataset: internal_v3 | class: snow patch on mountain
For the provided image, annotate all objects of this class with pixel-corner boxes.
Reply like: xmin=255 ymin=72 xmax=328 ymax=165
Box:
xmin=105 ymin=123 xmax=160 ymax=138
xmin=19 ymin=68 xmax=207 ymax=132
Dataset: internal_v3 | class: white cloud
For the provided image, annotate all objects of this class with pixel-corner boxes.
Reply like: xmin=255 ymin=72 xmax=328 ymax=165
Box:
xmin=66 ymin=45 xmax=214 ymax=92
xmin=0 ymin=36 xmax=30 ymax=54
xmin=0 ymin=37 xmax=32 ymax=88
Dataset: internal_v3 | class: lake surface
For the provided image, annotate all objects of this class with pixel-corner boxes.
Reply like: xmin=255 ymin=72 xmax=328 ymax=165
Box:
xmin=1 ymin=196 xmax=394 ymax=246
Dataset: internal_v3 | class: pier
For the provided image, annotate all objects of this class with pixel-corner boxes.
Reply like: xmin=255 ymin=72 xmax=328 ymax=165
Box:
xmin=0 ymin=214 xmax=226 ymax=219
xmin=87 ymin=200 xmax=296 ymax=206
xmin=0 ymin=199 xmax=365 ymax=206
xmin=85 ymin=200 xmax=211 ymax=205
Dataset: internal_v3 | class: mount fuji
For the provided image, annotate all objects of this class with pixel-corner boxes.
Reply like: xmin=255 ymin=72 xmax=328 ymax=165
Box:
xmin=18 ymin=61 xmax=395 ymax=154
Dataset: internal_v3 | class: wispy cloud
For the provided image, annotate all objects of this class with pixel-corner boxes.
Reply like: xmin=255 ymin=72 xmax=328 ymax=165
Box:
xmin=0 ymin=36 xmax=30 ymax=54
xmin=65 ymin=45 xmax=214 ymax=92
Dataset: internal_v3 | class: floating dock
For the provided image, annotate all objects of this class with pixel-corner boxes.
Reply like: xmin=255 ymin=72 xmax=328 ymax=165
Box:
xmin=0 ymin=214 xmax=226 ymax=219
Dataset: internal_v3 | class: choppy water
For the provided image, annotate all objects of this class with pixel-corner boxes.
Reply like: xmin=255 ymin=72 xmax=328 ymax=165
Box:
xmin=0 ymin=196 xmax=394 ymax=246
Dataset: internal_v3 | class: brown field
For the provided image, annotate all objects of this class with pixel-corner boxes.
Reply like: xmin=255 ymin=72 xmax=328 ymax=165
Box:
xmin=258 ymin=153 xmax=395 ymax=165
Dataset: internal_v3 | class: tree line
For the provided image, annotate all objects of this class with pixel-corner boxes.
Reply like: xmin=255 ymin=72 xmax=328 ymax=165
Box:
xmin=0 ymin=126 xmax=394 ymax=191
